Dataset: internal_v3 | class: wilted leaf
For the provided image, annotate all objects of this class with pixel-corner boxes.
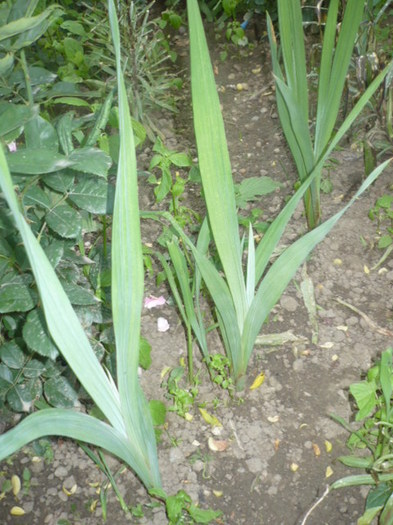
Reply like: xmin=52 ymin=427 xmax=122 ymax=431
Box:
xmin=208 ymin=437 xmax=228 ymax=452
xmin=10 ymin=506 xmax=25 ymax=516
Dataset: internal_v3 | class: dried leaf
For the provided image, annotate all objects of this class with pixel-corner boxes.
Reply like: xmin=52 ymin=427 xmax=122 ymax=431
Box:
xmin=274 ymin=439 xmax=280 ymax=451
xmin=250 ymin=371 xmax=265 ymax=390
xmin=213 ymin=490 xmax=223 ymax=497
xmin=290 ymin=463 xmax=299 ymax=472
xmin=320 ymin=342 xmax=334 ymax=349
xmin=267 ymin=415 xmax=280 ymax=423
xmin=333 ymin=258 xmax=342 ymax=266
xmin=325 ymin=440 xmax=332 ymax=453
xmin=325 ymin=466 xmax=334 ymax=478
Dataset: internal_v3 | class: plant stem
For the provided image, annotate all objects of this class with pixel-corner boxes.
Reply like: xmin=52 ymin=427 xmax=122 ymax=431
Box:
xmin=20 ymin=50 xmax=34 ymax=108
xmin=186 ymin=322 xmax=193 ymax=383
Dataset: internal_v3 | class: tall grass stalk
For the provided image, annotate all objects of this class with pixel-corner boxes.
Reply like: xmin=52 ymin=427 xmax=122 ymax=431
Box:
xmin=0 ymin=0 xmax=161 ymax=491
xmin=182 ymin=0 xmax=390 ymax=390
xmin=268 ymin=0 xmax=391 ymax=230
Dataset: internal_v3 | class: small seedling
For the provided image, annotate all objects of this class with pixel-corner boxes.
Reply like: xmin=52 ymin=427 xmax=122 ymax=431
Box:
xmin=163 ymin=366 xmax=199 ymax=420
xmin=206 ymin=354 xmax=234 ymax=393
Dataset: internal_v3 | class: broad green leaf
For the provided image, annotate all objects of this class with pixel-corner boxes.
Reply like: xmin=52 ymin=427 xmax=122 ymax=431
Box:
xmin=43 ymin=172 xmax=74 ymax=193
xmin=350 ymin=381 xmax=377 ymax=421
xmin=149 ymin=400 xmax=167 ymax=427
xmin=188 ymin=505 xmax=222 ymax=523
xmin=139 ymin=337 xmax=152 ymax=370
xmin=24 ymin=115 xmax=58 ymax=151
xmin=6 ymin=148 xmax=73 ymax=174
xmin=0 ymin=6 xmax=61 ymax=43
xmin=0 ymin=103 xmax=34 ymax=138
xmin=338 ymin=456 xmax=374 ymax=469
xmin=44 ymin=376 xmax=78 ymax=408
xmin=234 ymin=176 xmax=280 ymax=208
xmin=366 ymin=483 xmax=392 ymax=510
xmin=61 ymin=281 xmax=98 ymax=306
xmin=44 ymin=240 xmax=64 ymax=268
xmin=52 ymin=97 xmax=91 ymax=108
xmin=331 ymin=474 xmax=393 ymax=490
xmin=68 ymin=148 xmax=112 ymax=178
xmin=379 ymin=491 xmax=393 ymax=525
xmin=7 ymin=378 xmax=41 ymax=412
xmin=0 ymin=52 xmax=14 ymax=76
xmin=46 ymin=203 xmax=83 ymax=239
xmin=22 ymin=308 xmax=59 ymax=360
xmin=0 ymin=341 xmax=25 ymax=369
xmin=68 ymin=177 xmax=115 ymax=214
xmin=358 ymin=506 xmax=384 ymax=525
xmin=23 ymin=185 xmax=51 ymax=209
xmin=10 ymin=66 xmax=57 ymax=86
xmin=60 ymin=20 xmax=86 ymax=36
xmin=0 ymin=275 xmax=36 ymax=313
xmin=169 ymin=152 xmax=192 ymax=167
xmin=23 ymin=358 xmax=46 ymax=378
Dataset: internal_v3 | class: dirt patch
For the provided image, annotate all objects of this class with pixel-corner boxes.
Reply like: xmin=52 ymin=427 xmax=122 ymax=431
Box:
xmin=1 ymin=20 xmax=393 ymax=525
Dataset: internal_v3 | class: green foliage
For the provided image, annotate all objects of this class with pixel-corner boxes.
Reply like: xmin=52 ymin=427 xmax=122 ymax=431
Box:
xmin=163 ymin=366 xmax=199 ymax=419
xmin=151 ymin=488 xmax=222 ymax=524
xmin=0 ymin=0 xmax=161 ymax=491
xmin=268 ymin=0 xmax=391 ymax=229
xmin=369 ymin=193 xmax=393 ymax=249
xmin=173 ymin=0 xmax=390 ymax=391
xmin=331 ymin=348 xmax=393 ymax=524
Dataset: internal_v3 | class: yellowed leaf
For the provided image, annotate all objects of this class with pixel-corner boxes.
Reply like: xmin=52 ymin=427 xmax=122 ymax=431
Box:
xmin=199 ymin=408 xmax=222 ymax=427
xmin=90 ymin=499 xmax=98 ymax=512
xmin=184 ymin=412 xmax=193 ymax=422
xmin=320 ymin=342 xmax=334 ymax=349
xmin=11 ymin=475 xmax=21 ymax=497
xmin=290 ymin=463 xmax=299 ymax=472
xmin=252 ymin=67 xmax=261 ymax=74
xmin=333 ymin=258 xmax=342 ymax=266
xmin=325 ymin=440 xmax=332 ymax=453
xmin=267 ymin=415 xmax=280 ymax=423
xmin=213 ymin=490 xmax=223 ymax=497
xmin=364 ymin=265 xmax=370 ymax=274
xmin=331 ymin=354 xmax=339 ymax=362
xmin=325 ymin=466 xmax=333 ymax=478
xmin=250 ymin=371 xmax=265 ymax=390
xmin=10 ymin=506 xmax=25 ymax=516
xmin=274 ymin=439 xmax=280 ymax=451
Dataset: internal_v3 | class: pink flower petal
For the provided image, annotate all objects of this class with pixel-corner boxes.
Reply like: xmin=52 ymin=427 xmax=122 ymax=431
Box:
xmin=7 ymin=141 xmax=17 ymax=153
xmin=157 ymin=317 xmax=170 ymax=332
xmin=144 ymin=295 xmax=166 ymax=309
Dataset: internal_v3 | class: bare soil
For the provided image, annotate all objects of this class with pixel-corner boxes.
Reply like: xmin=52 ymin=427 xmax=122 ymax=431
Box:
xmin=1 ymin=20 xmax=393 ymax=525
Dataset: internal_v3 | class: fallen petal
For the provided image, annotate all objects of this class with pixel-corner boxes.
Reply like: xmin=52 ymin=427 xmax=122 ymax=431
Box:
xmin=144 ymin=295 xmax=166 ymax=309
xmin=10 ymin=506 xmax=25 ymax=516
xmin=157 ymin=317 xmax=170 ymax=332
